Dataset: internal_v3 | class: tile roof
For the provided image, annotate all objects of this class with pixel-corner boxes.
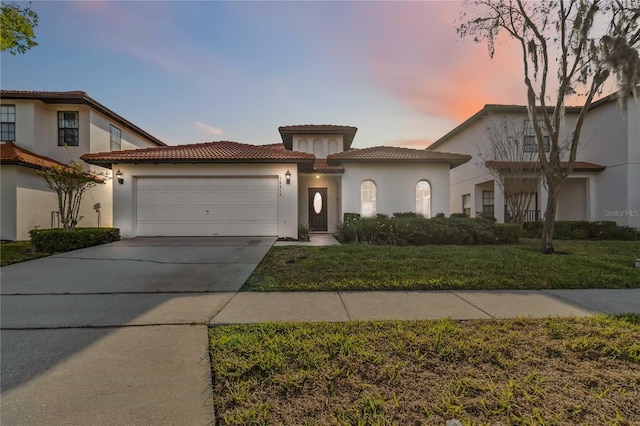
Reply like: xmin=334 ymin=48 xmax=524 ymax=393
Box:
xmin=278 ymin=125 xmax=358 ymax=151
xmin=1 ymin=90 xmax=166 ymax=147
xmin=312 ymin=159 xmax=344 ymax=173
xmin=485 ymin=161 xmax=606 ymax=172
xmin=327 ymin=146 xmax=471 ymax=168
xmin=1 ymin=141 xmax=69 ymax=170
xmin=81 ymin=141 xmax=316 ymax=168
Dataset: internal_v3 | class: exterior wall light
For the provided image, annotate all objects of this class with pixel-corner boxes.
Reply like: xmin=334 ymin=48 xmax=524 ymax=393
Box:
xmin=285 ymin=170 xmax=291 ymax=185
xmin=115 ymin=169 xmax=124 ymax=184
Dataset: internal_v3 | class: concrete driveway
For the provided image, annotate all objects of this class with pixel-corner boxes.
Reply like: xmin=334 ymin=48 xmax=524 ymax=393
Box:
xmin=1 ymin=236 xmax=275 ymax=425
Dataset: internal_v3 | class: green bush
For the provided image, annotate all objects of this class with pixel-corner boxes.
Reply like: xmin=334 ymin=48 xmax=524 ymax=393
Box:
xmin=493 ymin=224 xmax=522 ymax=243
xmin=392 ymin=212 xmax=418 ymax=218
xmin=336 ymin=215 xmax=519 ymax=245
xmin=29 ymin=227 xmax=121 ymax=253
xmin=297 ymin=223 xmax=310 ymax=242
xmin=522 ymin=221 xmax=640 ymax=240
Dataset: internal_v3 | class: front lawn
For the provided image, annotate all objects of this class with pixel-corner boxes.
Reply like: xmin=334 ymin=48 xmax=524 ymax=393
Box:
xmin=210 ymin=315 xmax=640 ymax=425
xmin=0 ymin=241 xmax=50 ymax=266
xmin=243 ymin=239 xmax=640 ymax=291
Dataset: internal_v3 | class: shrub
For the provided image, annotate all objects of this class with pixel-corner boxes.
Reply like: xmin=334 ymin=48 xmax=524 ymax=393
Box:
xmin=337 ymin=215 xmax=519 ymax=245
xmin=450 ymin=212 xmax=469 ymax=218
xmin=393 ymin=212 xmax=418 ymax=218
xmin=298 ymin=223 xmax=310 ymax=242
xmin=29 ymin=227 xmax=120 ymax=253
xmin=493 ymin=224 xmax=522 ymax=243
xmin=522 ymin=221 xmax=640 ymax=240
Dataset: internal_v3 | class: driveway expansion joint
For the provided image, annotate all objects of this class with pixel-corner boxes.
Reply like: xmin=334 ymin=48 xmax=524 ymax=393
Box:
xmin=54 ymin=256 xmax=257 ymax=265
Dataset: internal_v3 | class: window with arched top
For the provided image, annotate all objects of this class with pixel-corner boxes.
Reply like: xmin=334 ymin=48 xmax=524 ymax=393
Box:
xmin=416 ymin=180 xmax=431 ymax=218
xmin=313 ymin=139 xmax=323 ymax=156
xmin=298 ymin=139 xmax=308 ymax=153
xmin=328 ymin=139 xmax=338 ymax=155
xmin=360 ymin=180 xmax=377 ymax=217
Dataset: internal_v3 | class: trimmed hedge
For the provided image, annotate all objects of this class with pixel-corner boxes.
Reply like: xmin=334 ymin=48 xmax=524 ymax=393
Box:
xmin=337 ymin=215 xmax=520 ymax=245
xmin=29 ymin=228 xmax=121 ymax=253
xmin=522 ymin=221 xmax=640 ymax=240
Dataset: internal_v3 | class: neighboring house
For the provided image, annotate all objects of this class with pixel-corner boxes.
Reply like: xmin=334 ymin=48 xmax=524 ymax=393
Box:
xmin=428 ymin=91 xmax=640 ymax=229
xmin=0 ymin=90 xmax=166 ymax=240
xmin=82 ymin=125 xmax=470 ymax=239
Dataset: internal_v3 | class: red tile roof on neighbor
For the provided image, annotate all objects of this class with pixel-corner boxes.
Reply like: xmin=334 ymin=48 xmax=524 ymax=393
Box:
xmin=327 ymin=146 xmax=471 ymax=168
xmin=1 ymin=141 xmax=69 ymax=170
xmin=485 ymin=160 xmax=606 ymax=172
xmin=81 ymin=141 xmax=316 ymax=168
xmin=0 ymin=90 xmax=166 ymax=147
xmin=278 ymin=125 xmax=358 ymax=151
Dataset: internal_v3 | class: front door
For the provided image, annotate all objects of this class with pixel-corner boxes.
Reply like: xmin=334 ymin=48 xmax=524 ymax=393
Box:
xmin=308 ymin=188 xmax=328 ymax=231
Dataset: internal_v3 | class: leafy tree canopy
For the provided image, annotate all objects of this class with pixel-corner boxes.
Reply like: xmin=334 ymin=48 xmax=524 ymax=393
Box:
xmin=1 ymin=2 xmax=38 ymax=55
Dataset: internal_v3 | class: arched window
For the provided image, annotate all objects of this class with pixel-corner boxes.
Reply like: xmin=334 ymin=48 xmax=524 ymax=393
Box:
xmin=416 ymin=180 xmax=431 ymax=218
xmin=328 ymin=139 xmax=338 ymax=155
xmin=360 ymin=180 xmax=377 ymax=217
xmin=298 ymin=139 xmax=308 ymax=153
xmin=313 ymin=139 xmax=323 ymax=156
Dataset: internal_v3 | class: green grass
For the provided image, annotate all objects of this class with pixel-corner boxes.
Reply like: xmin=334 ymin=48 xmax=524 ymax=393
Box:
xmin=243 ymin=239 xmax=640 ymax=291
xmin=0 ymin=241 xmax=50 ymax=266
xmin=209 ymin=316 xmax=640 ymax=425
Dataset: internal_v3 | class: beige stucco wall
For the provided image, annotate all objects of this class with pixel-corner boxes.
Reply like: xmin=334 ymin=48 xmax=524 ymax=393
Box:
xmin=15 ymin=168 xmax=58 ymax=240
xmin=298 ymin=174 xmax=341 ymax=233
xmin=112 ymin=163 xmax=299 ymax=239
xmin=340 ymin=163 xmax=451 ymax=218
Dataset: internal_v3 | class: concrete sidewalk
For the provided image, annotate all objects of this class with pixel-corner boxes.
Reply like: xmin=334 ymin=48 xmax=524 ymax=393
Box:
xmin=211 ymin=288 xmax=640 ymax=324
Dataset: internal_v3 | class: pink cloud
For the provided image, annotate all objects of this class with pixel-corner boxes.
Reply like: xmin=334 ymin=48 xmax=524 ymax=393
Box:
xmin=390 ymin=138 xmax=434 ymax=149
xmin=195 ymin=121 xmax=223 ymax=136
xmin=359 ymin=2 xmax=526 ymax=122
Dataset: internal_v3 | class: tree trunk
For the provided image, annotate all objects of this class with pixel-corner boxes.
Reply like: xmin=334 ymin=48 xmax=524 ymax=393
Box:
xmin=541 ymin=179 xmax=559 ymax=254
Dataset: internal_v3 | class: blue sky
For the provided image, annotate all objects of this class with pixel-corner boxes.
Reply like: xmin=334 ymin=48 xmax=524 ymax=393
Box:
xmin=2 ymin=1 xmax=530 ymax=148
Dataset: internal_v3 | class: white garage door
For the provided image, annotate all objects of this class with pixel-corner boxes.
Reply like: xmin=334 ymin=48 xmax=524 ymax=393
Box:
xmin=136 ymin=177 xmax=278 ymax=236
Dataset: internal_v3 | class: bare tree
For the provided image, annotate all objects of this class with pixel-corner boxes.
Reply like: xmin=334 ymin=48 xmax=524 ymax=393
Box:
xmin=479 ymin=118 xmax=542 ymax=225
xmin=458 ymin=0 xmax=640 ymax=253
xmin=37 ymin=158 xmax=105 ymax=231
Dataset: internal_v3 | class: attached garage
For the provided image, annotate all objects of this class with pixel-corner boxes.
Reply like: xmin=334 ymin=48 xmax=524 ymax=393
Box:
xmin=81 ymin=141 xmax=314 ymax=239
xmin=136 ymin=176 xmax=278 ymax=236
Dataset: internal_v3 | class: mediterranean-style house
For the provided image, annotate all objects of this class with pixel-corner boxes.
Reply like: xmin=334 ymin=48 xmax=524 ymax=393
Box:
xmin=81 ymin=125 xmax=470 ymax=239
xmin=0 ymin=91 xmax=166 ymax=241
xmin=428 ymin=91 xmax=640 ymax=229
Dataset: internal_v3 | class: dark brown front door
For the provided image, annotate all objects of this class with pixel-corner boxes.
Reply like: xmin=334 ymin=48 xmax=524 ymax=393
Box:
xmin=308 ymin=188 xmax=328 ymax=231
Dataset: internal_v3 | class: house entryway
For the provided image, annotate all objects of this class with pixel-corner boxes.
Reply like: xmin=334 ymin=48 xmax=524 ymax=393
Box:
xmin=308 ymin=187 xmax=328 ymax=231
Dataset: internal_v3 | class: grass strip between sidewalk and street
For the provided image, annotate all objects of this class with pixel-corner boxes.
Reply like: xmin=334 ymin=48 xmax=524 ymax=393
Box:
xmin=209 ymin=315 xmax=640 ymax=425
xmin=243 ymin=239 xmax=640 ymax=291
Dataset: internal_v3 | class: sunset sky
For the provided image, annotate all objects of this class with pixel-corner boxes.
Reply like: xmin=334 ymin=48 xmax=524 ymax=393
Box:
xmin=3 ymin=1 xmax=542 ymax=148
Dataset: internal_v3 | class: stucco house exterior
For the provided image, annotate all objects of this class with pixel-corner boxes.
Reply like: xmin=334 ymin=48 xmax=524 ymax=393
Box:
xmin=0 ymin=90 xmax=166 ymax=240
xmin=82 ymin=125 xmax=471 ymax=239
xmin=428 ymin=91 xmax=640 ymax=229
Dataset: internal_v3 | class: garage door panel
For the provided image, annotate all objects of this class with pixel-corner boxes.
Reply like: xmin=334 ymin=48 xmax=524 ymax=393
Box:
xmin=136 ymin=177 xmax=279 ymax=236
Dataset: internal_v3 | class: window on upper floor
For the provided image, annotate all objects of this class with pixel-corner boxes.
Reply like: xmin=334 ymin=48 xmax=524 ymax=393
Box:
xmin=360 ymin=180 xmax=377 ymax=217
xmin=416 ymin=180 xmax=431 ymax=218
xmin=1 ymin=105 xmax=16 ymax=142
xmin=110 ymin=125 xmax=122 ymax=151
xmin=58 ymin=111 xmax=79 ymax=146
xmin=524 ymin=120 xmax=550 ymax=152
